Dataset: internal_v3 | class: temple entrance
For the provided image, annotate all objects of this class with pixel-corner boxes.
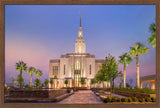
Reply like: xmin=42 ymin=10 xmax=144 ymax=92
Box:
xmin=74 ymin=70 xmax=81 ymax=87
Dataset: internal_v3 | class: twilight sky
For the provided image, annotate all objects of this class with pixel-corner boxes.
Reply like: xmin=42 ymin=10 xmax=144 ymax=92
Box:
xmin=5 ymin=5 xmax=156 ymax=87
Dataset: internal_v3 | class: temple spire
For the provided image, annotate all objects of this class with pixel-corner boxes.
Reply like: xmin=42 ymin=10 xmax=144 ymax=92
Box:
xmin=80 ymin=13 xmax=81 ymax=27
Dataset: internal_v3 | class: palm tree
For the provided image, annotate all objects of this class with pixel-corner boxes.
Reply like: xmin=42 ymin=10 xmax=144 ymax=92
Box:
xmin=35 ymin=69 xmax=43 ymax=80
xmin=28 ymin=67 xmax=36 ymax=87
xmin=148 ymin=23 xmax=156 ymax=48
xmin=119 ymin=53 xmax=132 ymax=88
xmin=16 ymin=61 xmax=27 ymax=88
xmin=129 ymin=43 xmax=149 ymax=88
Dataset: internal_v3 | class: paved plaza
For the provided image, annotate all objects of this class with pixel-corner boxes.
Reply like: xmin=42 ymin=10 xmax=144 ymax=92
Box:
xmin=58 ymin=90 xmax=103 ymax=104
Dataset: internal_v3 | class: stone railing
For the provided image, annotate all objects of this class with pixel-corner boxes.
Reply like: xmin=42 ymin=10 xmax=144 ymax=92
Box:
xmin=8 ymin=89 xmax=67 ymax=98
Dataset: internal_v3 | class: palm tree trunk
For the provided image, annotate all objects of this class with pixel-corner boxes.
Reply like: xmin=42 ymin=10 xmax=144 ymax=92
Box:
xmin=136 ymin=55 xmax=140 ymax=88
xmin=30 ymin=74 xmax=32 ymax=88
xmin=20 ymin=70 xmax=22 ymax=88
xmin=123 ymin=63 xmax=126 ymax=88
xmin=38 ymin=76 xmax=40 ymax=80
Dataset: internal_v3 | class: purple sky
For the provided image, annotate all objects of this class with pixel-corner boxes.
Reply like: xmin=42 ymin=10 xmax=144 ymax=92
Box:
xmin=5 ymin=5 xmax=155 ymax=87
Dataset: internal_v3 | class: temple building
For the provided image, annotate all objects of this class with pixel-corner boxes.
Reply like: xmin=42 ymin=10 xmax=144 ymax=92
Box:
xmin=49 ymin=14 xmax=110 ymax=89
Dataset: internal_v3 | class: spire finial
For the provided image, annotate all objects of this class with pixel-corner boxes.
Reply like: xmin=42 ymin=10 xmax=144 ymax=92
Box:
xmin=80 ymin=13 xmax=81 ymax=27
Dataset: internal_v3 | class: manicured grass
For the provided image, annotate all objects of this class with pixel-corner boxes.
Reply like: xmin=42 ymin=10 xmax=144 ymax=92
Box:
xmin=23 ymin=88 xmax=44 ymax=90
xmin=113 ymin=88 xmax=156 ymax=94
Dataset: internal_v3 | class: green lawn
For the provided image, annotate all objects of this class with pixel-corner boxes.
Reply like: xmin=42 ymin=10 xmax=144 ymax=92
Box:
xmin=113 ymin=88 xmax=156 ymax=94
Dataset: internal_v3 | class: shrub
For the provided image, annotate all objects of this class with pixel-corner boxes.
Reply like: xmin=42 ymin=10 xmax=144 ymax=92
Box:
xmin=138 ymin=98 xmax=145 ymax=102
xmin=145 ymin=97 xmax=152 ymax=102
xmin=24 ymin=84 xmax=29 ymax=88
xmin=117 ymin=98 xmax=121 ymax=102
xmin=151 ymin=97 xmax=156 ymax=102
xmin=34 ymin=78 xmax=41 ymax=88
xmin=41 ymin=84 xmax=44 ymax=87
xmin=4 ymin=84 xmax=8 ymax=91
xmin=121 ymin=98 xmax=128 ymax=102
xmin=111 ymin=97 xmax=117 ymax=102
xmin=104 ymin=97 xmax=111 ymax=103
xmin=127 ymin=97 xmax=132 ymax=102
xmin=17 ymin=74 xmax=24 ymax=86
xmin=131 ymin=97 xmax=138 ymax=102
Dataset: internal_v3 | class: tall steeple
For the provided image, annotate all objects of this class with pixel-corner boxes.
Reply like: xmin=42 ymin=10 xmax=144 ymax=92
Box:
xmin=78 ymin=13 xmax=83 ymax=37
xmin=80 ymin=13 xmax=81 ymax=27
xmin=75 ymin=13 xmax=86 ymax=53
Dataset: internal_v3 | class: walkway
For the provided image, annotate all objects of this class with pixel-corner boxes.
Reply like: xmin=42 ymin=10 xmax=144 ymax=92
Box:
xmin=58 ymin=90 xmax=103 ymax=104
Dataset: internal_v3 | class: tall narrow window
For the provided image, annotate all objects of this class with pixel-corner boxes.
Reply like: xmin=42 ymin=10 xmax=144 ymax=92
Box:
xmin=89 ymin=64 xmax=91 ymax=75
xmin=64 ymin=64 xmax=65 ymax=75
xmin=53 ymin=66 xmax=58 ymax=76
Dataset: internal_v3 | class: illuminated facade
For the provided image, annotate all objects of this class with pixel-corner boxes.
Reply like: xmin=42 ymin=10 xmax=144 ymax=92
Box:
xmin=49 ymin=14 xmax=110 ymax=89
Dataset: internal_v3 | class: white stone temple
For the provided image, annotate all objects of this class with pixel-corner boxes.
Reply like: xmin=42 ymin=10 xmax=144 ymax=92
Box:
xmin=49 ymin=14 xmax=110 ymax=89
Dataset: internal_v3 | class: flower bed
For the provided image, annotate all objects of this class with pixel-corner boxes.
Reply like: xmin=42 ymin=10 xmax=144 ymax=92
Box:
xmin=103 ymin=97 xmax=156 ymax=103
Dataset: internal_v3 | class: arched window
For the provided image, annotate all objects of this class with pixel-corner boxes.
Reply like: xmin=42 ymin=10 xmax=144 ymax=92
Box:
xmin=89 ymin=64 xmax=91 ymax=75
xmin=64 ymin=64 xmax=65 ymax=75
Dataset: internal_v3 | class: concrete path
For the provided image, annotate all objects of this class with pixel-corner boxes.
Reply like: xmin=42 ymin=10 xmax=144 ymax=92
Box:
xmin=58 ymin=90 xmax=103 ymax=104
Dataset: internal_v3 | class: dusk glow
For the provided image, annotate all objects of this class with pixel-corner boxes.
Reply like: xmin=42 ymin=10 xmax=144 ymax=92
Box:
xmin=5 ymin=5 xmax=155 ymax=87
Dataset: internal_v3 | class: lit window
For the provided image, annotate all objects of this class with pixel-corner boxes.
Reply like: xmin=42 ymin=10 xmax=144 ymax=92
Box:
xmin=89 ymin=64 xmax=91 ymax=75
xmin=64 ymin=64 xmax=65 ymax=75
xmin=53 ymin=66 xmax=58 ymax=75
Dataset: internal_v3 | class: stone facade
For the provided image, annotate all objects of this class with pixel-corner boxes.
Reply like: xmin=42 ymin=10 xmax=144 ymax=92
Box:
xmin=49 ymin=14 xmax=109 ymax=89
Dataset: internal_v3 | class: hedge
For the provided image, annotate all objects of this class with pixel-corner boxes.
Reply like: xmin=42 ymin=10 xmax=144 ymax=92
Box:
xmin=113 ymin=88 xmax=156 ymax=94
xmin=103 ymin=97 xmax=156 ymax=103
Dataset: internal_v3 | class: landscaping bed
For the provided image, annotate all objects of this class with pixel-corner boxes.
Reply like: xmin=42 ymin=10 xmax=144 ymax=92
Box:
xmin=113 ymin=88 xmax=156 ymax=98
xmin=5 ymin=89 xmax=74 ymax=103
xmin=103 ymin=97 xmax=156 ymax=104
xmin=8 ymin=89 xmax=67 ymax=98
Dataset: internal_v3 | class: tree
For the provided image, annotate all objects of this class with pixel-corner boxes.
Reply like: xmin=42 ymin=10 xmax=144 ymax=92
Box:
xmin=35 ymin=69 xmax=43 ymax=79
xmin=17 ymin=74 xmax=24 ymax=88
xmin=91 ymin=78 xmax=96 ymax=85
xmin=90 ymin=78 xmax=96 ymax=88
xmin=111 ymin=71 xmax=123 ymax=88
xmin=64 ymin=80 xmax=68 ymax=87
xmin=34 ymin=78 xmax=41 ymax=88
xmin=28 ymin=67 xmax=36 ymax=87
xmin=148 ymin=23 xmax=156 ymax=48
xmin=16 ymin=61 xmax=27 ymax=88
xmin=95 ymin=71 xmax=104 ymax=88
xmin=10 ymin=77 xmax=15 ymax=86
xmin=44 ymin=79 xmax=49 ymax=87
xmin=95 ymin=54 xmax=122 ymax=89
xmin=104 ymin=54 xmax=121 ymax=88
xmin=119 ymin=53 xmax=132 ymax=88
xmin=80 ymin=77 xmax=86 ymax=87
xmin=49 ymin=79 xmax=54 ymax=88
xmin=129 ymin=43 xmax=149 ymax=88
